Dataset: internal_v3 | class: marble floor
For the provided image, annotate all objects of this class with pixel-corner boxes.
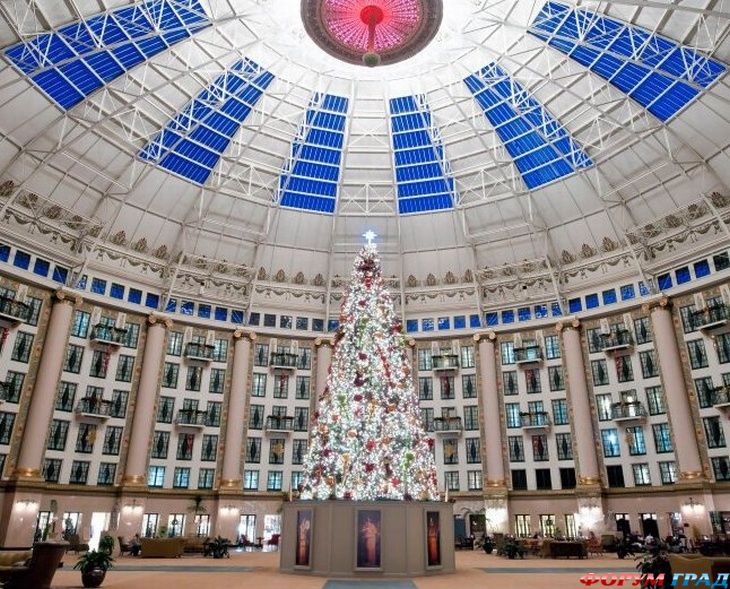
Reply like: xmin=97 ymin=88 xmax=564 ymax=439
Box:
xmin=51 ymin=550 xmax=637 ymax=589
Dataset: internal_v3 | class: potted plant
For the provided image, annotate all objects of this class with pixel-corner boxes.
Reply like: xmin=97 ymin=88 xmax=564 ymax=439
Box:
xmin=501 ymin=538 xmax=525 ymax=560
xmin=635 ymin=541 xmax=672 ymax=588
xmin=74 ymin=550 xmax=114 ymax=588
xmin=482 ymin=536 xmax=495 ymax=554
xmin=98 ymin=534 xmax=114 ymax=555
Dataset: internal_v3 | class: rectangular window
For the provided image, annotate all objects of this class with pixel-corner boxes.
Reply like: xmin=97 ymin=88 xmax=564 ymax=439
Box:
xmin=532 ymin=435 xmax=549 ymax=461
xmin=209 ymin=369 xmax=225 ymax=394
xmin=687 ymin=340 xmax=709 ymax=369
xmin=460 ymin=346 xmax=475 ymax=368
xmin=251 ymin=373 xmax=267 ymax=397
xmin=69 ymin=461 xmax=90 ymax=484
xmin=420 ymin=408 xmax=434 ymax=432
xmin=717 ymin=333 xmax=730 ymax=364
xmin=503 ymin=371 xmax=518 ymax=395
xmin=512 ymin=470 xmax=528 ymax=490
xmin=157 ymin=397 xmax=174 ymax=424
xmin=115 ymin=355 xmax=135 ymax=382
xmin=556 ymin=433 xmax=573 ymax=460
xmin=176 ymin=433 xmax=194 ymax=460
xmin=505 ymin=403 xmax=521 ymax=428
xmin=587 ymin=328 xmax=603 ymax=354
xmin=56 ymin=382 xmax=77 ymax=412
xmin=102 ymin=426 xmax=123 ymax=455
xmin=167 ymin=332 xmax=183 ymax=356
xmin=75 ymin=423 xmax=96 ymax=453
xmin=198 ymin=469 xmax=215 ymax=490
xmin=508 ymin=436 xmax=524 ymax=462
xmin=548 ymin=366 xmax=565 ymax=391
xmin=162 ymin=362 xmax=179 ymax=389
xmin=525 ymin=369 xmax=541 ymax=394
xmin=151 ymin=431 xmax=169 ymax=459
xmin=11 ymin=332 xmax=33 ymax=363
xmin=626 ymin=426 xmax=646 ymax=456
xmin=712 ymin=457 xmax=730 ymax=481
xmin=501 ymin=342 xmax=515 ymax=365
xmin=295 ymin=376 xmax=310 ymax=400
xmin=462 ymin=374 xmax=477 ymax=398
xmin=646 ymin=386 xmax=666 ymax=415
xmin=213 ymin=339 xmax=228 ymax=363
xmin=445 ymin=472 xmax=460 ymax=491
xmin=591 ymin=360 xmax=609 ymax=386
xmin=551 ymin=399 xmax=569 ymax=425
xmin=443 ymin=439 xmax=459 ymax=465
xmin=124 ymin=324 xmax=140 ymax=349
xmin=439 ymin=376 xmax=455 ymax=400
xmin=559 ymin=468 xmax=576 ymax=489
xmin=418 ymin=377 xmax=433 ymax=400
xmin=535 ymin=469 xmax=552 ymax=490
xmin=63 ymin=345 xmax=84 ymax=374
xmin=595 ymin=394 xmax=612 ymax=421
xmin=632 ymin=464 xmax=651 ymax=486
xmin=71 ymin=310 xmax=91 ymax=338
xmin=89 ymin=349 xmax=109 ymax=378
xmin=201 ymin=435 xmax=218 ymax=462
xmin=249 ymin=404 xmax=264 ymax=430
xmin=601 ymin=429 xmax=621 ymax=457
xmin=43 ymin=458 xmax=62 ymax=483
xmin=465 ymin=437 xmax=481 ymax=464
xmin=606 ymin=465 xmax=625 ymax=488
xmin=544 ymin=335 xmax=561 ymax=359
xmin=703 ymin=416 xmax=726 ymax=448
xmin=246 ymin=437 xmax=261 ymax=463
xmin=292 ymin=439 xmax=307 ymax=465
xmin=273 ymin=374 xmax=289 ymax=399
xmin=514 ymin=514 xmax=530 ymax=537
xmin=47 ymin=419 xmax=69 ymax=451
xmin=293 ymin=407 xmax=309 ymax=432
xmin=148 ymin=466 xmax=165 ymax=488
xmin=652 ymin=423 xmax=673 ymax=453
xmin=463 ymin=406 xmax=479 ymax=430
xmin=254 ymin=344 xmax=269 ymax=367
xmin=639 ymin=351 xmax=659 ymax=379
xmin=467 ymin=470 xmax=482 ymax=491
xmin=615 ymin=355 xmax=634 ymax=382
xmin=97 ymin=463 xmax=116 ymax=486
xmin=659 ymin=461 xmax=677 ymax=485
xmin=173 ymin=468 xmax=190 ymax=489
xmin=634 ymin=317 xmax=652 ymax=344
xmin=269 ymin=439 xmax=285 ymax=465
xmin=205 ymin=401 xmax=222 ymax=427
xmin=267 ymin=471 xmax=283 ymax=491
xmin=1 ymin=371 xmax=23 ymax=404
xmin=418 ymin=349 xmax=433 ymax=371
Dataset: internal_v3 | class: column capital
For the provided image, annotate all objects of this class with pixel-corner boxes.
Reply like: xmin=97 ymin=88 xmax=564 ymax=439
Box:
xmin=121 ymin=474 xmax=147 ymax=487
xmin=484 ymin=478 xmax=508 ymax=489
xmin=642 ymin=295 xmax=671 ymax=313
xmin=10 ymin=467 xmax=42 ymax=481
xmin=233 ymin=329 xmax=256 ymax=341
xmin=407 ymin=338 xmax=417 ymax=348
xmin=555 ymin=318 xmax=581 ymax=332
xmin=314 ymin=337 xmax=334 ymax=348
xmin=53 ymin=288 xmax=82 ymax=306
xmin=147 ymin=313 xmax=173 ymax=329
xmin=473 ymin=331 xmax=497 ymax=343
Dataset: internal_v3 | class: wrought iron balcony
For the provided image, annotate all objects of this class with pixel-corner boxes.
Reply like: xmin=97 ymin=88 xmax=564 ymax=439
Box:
xmin=520 ymin=411 xmax=551 ymax=431
xmin=711 ymin=385 xmax=730 ymax=411
xmin=433 ymin=416 xmax=463 ymax=435
xmin=269 ymin=352 xmax=299 ymax=370
xmin=75 ymin=397 xmax=112 ymax=420
xmin=266 ymin=415 xmax=294 ymax=433
xmin=514 ymin=346 xmax=543 ymax=366
xmin=175 ymin=409 xmax=208 ymax=429
xmin=432 ymin=354 xmax=460 ymax=371
xmin=611 ymin=401 xmax=647 ymax=423
xmin=0 ymin=295 xmax=30 ymax=326
xmin=690 ymin=303 xmax=729 ymax=333
xmin=184 ymin=342 xmax=215 ymax=362
xmin=90 ymin=324 xmax=127 ymax=346
xmin=600 ymin=330 xmax=633 ymax=353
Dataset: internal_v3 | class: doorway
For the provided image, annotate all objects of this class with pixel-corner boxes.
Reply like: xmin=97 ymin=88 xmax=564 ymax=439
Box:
xmin=239 ymin=514 xmax=256 ymax=545
xmin=89 ymin=512 xmax=111 ymax=551
xmin=615 ymin=513 xmax=631 ymax=538
xmin=263 ymin=514 xmax=281 ymax=549
xmin=640 ymin=513 xmax=659 ymax=538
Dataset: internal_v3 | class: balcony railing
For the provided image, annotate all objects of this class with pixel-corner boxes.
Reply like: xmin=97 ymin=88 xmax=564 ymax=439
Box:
xmin=711 ymin=385 xmax=730 ymax=410
xmin=690 ymin=304 xmax=729 ymax=332
xmin=0 ymin=295 xmax=30 ymax=325
xmin=600 ymin=330 xmax=633 ymax=352
xmin=514 ymin=346 xmax=543 ymax=365
xmin=611 ymin=401 xmax=647 ymax=422
xmin=520 ymin=411 xmax=551 ymax=429
xmin=175 ymin=409 xmax=208 ymax=428
xmin=75 ymin=397 xmax=112 ymax=419
xmin=266 ymin=415 xmax=294 ymax=432
xmin=432 ymin=354 xmax=460 ymax=371
xmin=433 ymin=416 xmax=463 ymax=434
xmin=90 ymin=324 xmax=127 ymax=346
xmin=184 ymin=342 xmax=215 ymax=362
xmin=269 ymin=352 xmax=299 ymax=369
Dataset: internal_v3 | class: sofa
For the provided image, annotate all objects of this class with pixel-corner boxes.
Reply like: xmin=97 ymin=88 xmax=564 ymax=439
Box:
xmin=183 ymin=537 xmax=208 ymax=554
xmin=669 ymin=553 xmax=730 ymax=581
xmin=140 ymin=537 xmax=185 ymax=558
xmin=0 ymin=542 xmax=68 ymax=589
xmin=549 ymin=541 xmax=588 ymax=559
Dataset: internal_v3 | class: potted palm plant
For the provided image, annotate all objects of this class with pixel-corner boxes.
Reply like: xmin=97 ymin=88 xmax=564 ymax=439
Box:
xmin=74 ymin=550 xmax=114 ymax=588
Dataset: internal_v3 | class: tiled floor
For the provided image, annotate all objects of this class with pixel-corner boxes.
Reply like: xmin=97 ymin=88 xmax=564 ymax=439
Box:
xmin=52 ymin=550 xmax=635 ymax=588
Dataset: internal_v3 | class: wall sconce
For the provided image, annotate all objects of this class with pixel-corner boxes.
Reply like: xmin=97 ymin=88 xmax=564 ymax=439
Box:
xmin=122 ymin=499 xmax=143 ymax=514
xmin=681 ymin=497 xmax=705 ymax=516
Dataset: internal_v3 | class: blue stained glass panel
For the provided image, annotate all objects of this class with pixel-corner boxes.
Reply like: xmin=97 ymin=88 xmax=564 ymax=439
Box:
xmin=694 ymin=260 xmax=711 ymax=278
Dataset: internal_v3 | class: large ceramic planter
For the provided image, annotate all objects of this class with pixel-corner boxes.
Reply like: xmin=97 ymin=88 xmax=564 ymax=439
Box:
xmin=81 ymin=568 xmax=106 ymax=588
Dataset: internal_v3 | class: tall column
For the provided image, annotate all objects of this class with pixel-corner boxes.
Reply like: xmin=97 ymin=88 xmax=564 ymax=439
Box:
xmin=314 ymin=338 xmax=333 ymax=400
xmin=220 ymin=330 xmax=255 ymax=491
xmin=14 ymin=290 xmax=79 ymax=479
xmin=476 ymin=333 xmax=509 ymax=533
xmin=122 ymin=315 xmax=169 ymax=487
xmin=645 ymin=297 xmax=704 ymax=481
xmin=557 ymin=319 xmax=601 ymax=488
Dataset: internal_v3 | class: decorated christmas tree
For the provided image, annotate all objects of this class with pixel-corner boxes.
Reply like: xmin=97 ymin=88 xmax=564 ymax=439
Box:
xmin=302 ymin=236 xmax=438 ymax=501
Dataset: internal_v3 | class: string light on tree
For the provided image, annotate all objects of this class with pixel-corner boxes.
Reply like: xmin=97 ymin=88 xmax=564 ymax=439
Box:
xmin=301 ymin=239 xmax=438 ymax=501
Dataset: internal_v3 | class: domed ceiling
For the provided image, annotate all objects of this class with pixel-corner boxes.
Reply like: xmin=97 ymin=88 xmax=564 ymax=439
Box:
xmin=0 ymin=0 xmax=728 ymax=309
